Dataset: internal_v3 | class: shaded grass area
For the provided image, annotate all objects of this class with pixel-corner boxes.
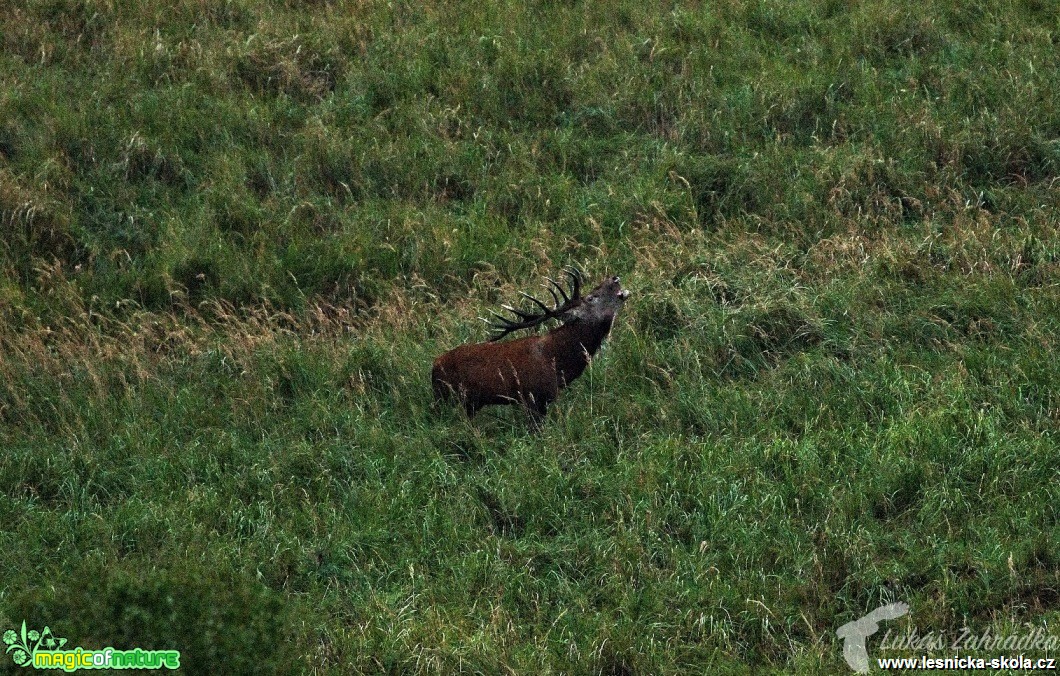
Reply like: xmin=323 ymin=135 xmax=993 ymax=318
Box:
xmin=1 ymin=0 xmax=1059 ymax=673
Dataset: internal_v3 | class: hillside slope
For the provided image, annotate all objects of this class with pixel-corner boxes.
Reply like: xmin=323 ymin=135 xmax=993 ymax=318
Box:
xmin=1 ymin=1 xmax=1058 ymax=672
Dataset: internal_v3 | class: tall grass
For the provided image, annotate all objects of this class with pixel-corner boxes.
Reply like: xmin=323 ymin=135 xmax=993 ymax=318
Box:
xmin=1 ymin=0 xmax=1058 ymax=673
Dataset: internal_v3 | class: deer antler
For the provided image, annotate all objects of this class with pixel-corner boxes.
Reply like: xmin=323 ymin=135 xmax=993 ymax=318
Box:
xmin=485 ymin=266 xmax=583 ymax=341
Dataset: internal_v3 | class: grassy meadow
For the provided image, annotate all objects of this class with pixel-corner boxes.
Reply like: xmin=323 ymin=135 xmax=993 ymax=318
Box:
xmin=1 ymin=0 xmax=1059 ymax=672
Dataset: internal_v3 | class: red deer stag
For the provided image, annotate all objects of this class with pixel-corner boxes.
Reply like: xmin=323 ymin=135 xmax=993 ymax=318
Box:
xmin=432 ymin=268 xmax=630 ymax=423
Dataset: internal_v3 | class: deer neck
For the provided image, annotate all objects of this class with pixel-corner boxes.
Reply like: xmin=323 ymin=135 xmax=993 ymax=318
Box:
xmin=545 ymin=316 xmax=615 ymax=386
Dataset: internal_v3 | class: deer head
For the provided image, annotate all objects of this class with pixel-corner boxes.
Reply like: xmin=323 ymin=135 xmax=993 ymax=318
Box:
xmin=487 ymin=267 xmax=629 ymax=341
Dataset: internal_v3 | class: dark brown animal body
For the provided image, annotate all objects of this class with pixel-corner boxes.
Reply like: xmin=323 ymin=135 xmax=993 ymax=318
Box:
xmin=432 ymin=272 xmax=629 ymax=422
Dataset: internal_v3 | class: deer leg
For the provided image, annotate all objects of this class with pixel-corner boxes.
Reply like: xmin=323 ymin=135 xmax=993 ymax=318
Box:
xmin=463 ymin=399 xmax=481 ymax=418
xmin=524 ymin=396 xmax=549 ymax=431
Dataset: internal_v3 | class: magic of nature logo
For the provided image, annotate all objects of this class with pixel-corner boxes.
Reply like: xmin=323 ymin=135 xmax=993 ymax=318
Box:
xmin=4 ymin=621 xmax=179 ymax=671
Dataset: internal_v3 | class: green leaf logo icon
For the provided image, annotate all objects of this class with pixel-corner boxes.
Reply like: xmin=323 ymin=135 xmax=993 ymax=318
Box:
xmin=5 ymin=621 xmax=69 ymax=667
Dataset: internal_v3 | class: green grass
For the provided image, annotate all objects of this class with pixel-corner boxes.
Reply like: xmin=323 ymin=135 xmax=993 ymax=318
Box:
xmin=1 ymin=0 xmax=1058 ymax=673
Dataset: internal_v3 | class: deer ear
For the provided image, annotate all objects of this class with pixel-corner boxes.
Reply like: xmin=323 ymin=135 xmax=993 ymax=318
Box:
xmin=558 ymin=305 xmax=584 ymax=323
